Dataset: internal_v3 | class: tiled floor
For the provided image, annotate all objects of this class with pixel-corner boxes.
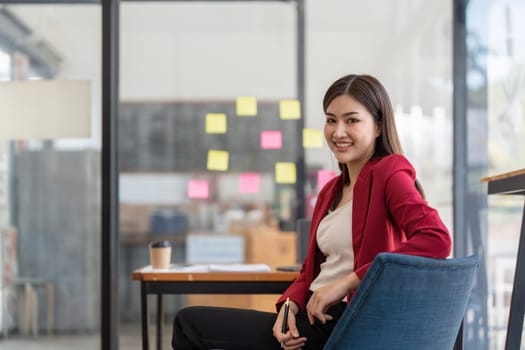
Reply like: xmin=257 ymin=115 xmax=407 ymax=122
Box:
xmin=0 ymin=322 xmax=174 ymax=350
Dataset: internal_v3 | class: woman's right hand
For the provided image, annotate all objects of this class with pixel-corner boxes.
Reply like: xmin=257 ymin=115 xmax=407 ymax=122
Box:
xmin=272 ymin=300 xmax=307 ymax=349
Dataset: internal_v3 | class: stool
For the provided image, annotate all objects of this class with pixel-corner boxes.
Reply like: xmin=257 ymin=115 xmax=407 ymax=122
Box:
xmin=2 ymin=278 xmax=54 ymax=338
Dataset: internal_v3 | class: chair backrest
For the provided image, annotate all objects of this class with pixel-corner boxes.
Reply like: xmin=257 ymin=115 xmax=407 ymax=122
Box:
xmin=324 ymin=253 xmax=480 ymax=350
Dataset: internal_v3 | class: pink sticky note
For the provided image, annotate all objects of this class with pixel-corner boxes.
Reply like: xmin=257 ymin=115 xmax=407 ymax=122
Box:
xmin=260 ymin=130 xmax=282 ymax=149
xmin=239 ymin=173 xmax=260 ymax=193
xmin=317 ymin=170 xmax=337 ymax=190
xmin=188 ymin=180 xmax=209 ymax=199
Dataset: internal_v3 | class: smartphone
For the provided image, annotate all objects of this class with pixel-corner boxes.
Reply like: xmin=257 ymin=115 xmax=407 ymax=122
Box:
xmin=276 ymin=265 xmax=301 ymax=272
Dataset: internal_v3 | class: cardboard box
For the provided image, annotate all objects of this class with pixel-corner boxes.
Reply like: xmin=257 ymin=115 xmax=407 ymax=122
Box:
xmin=245 ymin=229 xmax=297 ymax=265
xmin=119 ymin=204 xmax=153 ymax=233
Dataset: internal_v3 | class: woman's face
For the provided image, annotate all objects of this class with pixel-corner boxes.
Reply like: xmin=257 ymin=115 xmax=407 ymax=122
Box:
xmin=324 ymin=94 xmax=380 ymax=169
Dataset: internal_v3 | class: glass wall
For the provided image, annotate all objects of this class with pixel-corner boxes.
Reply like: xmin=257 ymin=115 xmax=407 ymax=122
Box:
xmin=118 ymin=2 xmax=300 ymax=342
xmin=460 ymin=1 xmax=525 ymax=349
xmin=0 ymin=4 xmax=101 ymax=348
xmin=484 ymin=1 xmax=525 ymax=349
xmin=305 ymin=0 xmax=453 ymax=226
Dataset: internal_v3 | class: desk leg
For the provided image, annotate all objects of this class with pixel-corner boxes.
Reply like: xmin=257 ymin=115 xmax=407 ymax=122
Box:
xmin=141 ymin=282 xmax=149 ymax=350
xmin=505 ymin=204 xmax=525 ymax=350
xmin=157 ymin=294 xmax=163 ymax=350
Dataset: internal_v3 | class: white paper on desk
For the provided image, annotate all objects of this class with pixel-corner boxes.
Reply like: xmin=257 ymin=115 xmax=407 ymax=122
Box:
xmin=208 ymin=264 xmax=271 ymax=272
xmin=171 ymin=263 xmax=271 ymax=272
xmin=143 ymin=264 xmax=209 ymax=272
xmin=175 ymin=264 xmax=210 ymax=272
xmin=143 ymin=265 xmax=173 ymax=272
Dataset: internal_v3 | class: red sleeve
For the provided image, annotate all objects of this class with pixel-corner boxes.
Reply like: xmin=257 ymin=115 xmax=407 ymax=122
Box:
xmin=353 ymin=156 xmax=451 ymax=280
xmin=384 ymin=167 xmax=451 ymax=257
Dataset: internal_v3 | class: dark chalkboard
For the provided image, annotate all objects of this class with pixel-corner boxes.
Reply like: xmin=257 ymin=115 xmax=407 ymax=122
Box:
xmin=119 ymin=100 xmax=300 ymax=172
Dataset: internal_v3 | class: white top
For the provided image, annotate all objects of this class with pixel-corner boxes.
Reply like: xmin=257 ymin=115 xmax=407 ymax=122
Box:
xmin=309 ymin=200 xmax=354 ymax=293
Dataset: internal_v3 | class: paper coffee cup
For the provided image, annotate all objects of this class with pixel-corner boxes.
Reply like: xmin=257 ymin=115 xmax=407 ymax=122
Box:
xmin=149 ymin=241 xmax=172 ymax=269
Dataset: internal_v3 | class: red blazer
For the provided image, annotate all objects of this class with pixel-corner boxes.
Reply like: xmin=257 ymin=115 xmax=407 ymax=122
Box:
xmin=276 ymin=154 xmax=452 ymax=310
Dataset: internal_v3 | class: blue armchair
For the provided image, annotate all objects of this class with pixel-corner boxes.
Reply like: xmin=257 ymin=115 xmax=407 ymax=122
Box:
xmin=324 ymin=253 xmax=480 ymax=350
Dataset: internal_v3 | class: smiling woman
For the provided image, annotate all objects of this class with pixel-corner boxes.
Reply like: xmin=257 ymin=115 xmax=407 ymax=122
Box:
xmin=171 ymin=73 xmax=451 ymax=350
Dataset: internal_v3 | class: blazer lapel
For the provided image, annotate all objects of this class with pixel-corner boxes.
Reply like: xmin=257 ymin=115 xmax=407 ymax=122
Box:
xmin=352 ymin=158 xmax=378 ymax=254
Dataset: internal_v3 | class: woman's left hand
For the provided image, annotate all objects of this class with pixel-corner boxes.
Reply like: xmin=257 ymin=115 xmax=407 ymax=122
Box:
xmin=306 ymin=272 xmax=360 ymax=325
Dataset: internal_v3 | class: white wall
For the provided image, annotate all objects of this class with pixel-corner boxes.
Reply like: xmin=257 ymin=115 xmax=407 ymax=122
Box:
xmin=10 ymin=0 xmax=451 ymax=153
xmin=120 ymin=3 xmax=296 ymax=100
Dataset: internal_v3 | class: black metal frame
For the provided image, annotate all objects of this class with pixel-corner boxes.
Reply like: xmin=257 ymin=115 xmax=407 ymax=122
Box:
xmin=101 ymin=0 xmax=119 ymax=349
xmin=452 ymin=2 xmax=468 ymax=348
xmin=487 ymin=174 xmax=525 ymax=196
xmin=295 ymin=0 xmax=306 ymax=219
xmin=452 ymin=0 xmax=468 ymax=259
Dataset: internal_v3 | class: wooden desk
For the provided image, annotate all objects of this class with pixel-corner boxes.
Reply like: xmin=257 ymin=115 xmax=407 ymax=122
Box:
xmin=482 ymin=168 xmax=525 ymax=350
xmin=131 ymin=267 xmax=299 ymax=350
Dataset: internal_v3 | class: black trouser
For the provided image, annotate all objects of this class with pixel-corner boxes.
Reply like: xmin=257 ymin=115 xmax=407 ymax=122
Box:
xmin=172 ymin=302 xmax=347 ymax=350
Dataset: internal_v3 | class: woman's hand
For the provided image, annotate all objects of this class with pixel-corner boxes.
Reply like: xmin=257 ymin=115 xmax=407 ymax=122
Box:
xmin=272 ymin=300 xmax=307 ymax=349
xmin=306 ymin=272 xmax=360 ymax=325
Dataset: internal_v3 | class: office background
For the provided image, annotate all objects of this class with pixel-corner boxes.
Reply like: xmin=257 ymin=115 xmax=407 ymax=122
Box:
xmin=0 ymin=0 xmax=523 ymax=349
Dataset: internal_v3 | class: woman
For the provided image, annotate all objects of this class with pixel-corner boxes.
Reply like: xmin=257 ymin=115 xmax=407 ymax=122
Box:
xmin=172 ymin=74 xmax=451 ymax=350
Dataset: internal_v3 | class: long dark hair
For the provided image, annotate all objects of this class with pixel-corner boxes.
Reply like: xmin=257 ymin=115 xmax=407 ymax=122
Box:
xmin=323 ymin=74 xmax=425 ymax=198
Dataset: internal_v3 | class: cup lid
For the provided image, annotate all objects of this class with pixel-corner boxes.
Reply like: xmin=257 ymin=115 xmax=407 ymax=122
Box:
xmin=150 ymin=240 xmax=171 ymax=248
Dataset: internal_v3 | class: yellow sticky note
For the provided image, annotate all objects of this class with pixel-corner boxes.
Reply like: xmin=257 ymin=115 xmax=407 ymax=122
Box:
xmin=206 ymin=113 xmax=227 ymax=134
xmin=280 ymin=100 xmax=301 ymax=120
xmin=207 ymin=150 xmax=229 ymax=171
xmin=303 ymin=128 xmax=324 ymax=148
xmin=236 ymin=96 xmax=257 ymax=116
xmin=275 ymin=162 xmax=296 ymax=184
